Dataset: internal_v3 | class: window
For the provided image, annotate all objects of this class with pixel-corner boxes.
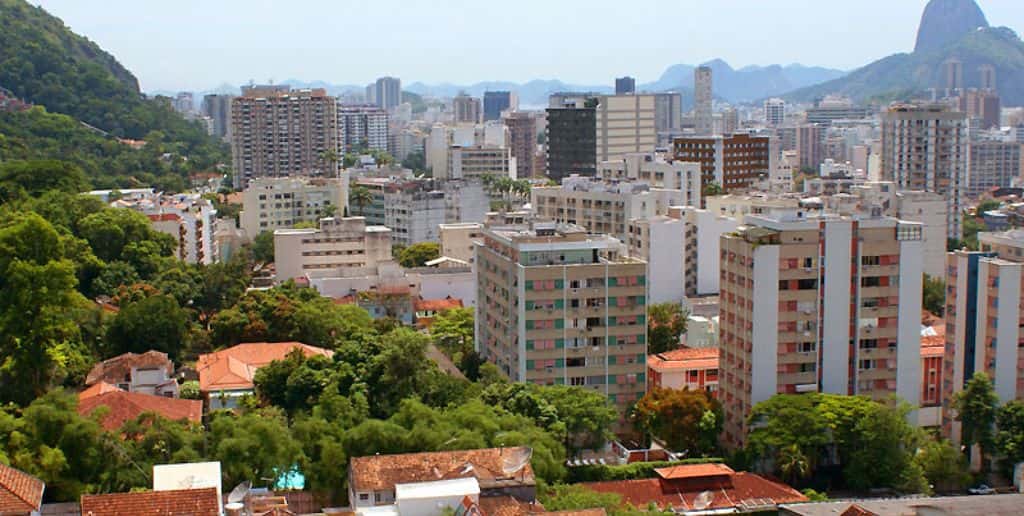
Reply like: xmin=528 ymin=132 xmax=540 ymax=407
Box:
xmin=798 ymin=342 xmax=816 ymax=353
xmin=798 ymin=362 xmax=816 ymax=373
xmin=359 ymin=494 xmax=369 ymax=502
xmin=570 ymin=376 xmax=585 ymax=386
xmin=566 ymin=357 xmax=585 ymax=367
xmin=861 ymin=255 xmax=880 ymax=266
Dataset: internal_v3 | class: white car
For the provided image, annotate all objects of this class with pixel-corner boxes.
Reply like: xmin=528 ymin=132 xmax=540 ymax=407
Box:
xmin=968 ymin=484 xmax=996 ymax=495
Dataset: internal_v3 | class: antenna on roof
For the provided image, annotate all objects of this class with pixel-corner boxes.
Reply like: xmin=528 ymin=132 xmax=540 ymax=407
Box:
xmin=502 ymin=447 xmax=532 ymax=476
xmin=227 ymin=481 xmax=251 ymax=504
xmin=693 ymin=491 xmax=713 ymax=511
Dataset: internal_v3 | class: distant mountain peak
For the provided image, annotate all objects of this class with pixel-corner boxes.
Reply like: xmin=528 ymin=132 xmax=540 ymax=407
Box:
xmin=914 ymin=0 xmax=989 ymax=53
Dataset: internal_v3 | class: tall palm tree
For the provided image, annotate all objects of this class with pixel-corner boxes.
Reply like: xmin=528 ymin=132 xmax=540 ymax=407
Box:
xmin=349 ymin=186 xmax=374 ymax=216
xmin=777 ymin=444 xmax=811 ymax=485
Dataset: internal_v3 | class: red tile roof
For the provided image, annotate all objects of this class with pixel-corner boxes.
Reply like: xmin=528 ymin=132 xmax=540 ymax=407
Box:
xmin=582 ymin=471 xmax=806 ymax=512
xmin=85 ymin=351 xmax=173 ymax=386
xmin=654 ymin=463 xmax=733 ymax=480
xmin=77 ymin=388 xmax=203 ymax=431
xmin=414 ymin=297 xmax=464 ymax=312
xmin=478 ymin=496 xmax=543 ymax=516
xmin=80 ymin=381 xmax=124 ymax=400
xmin=648 ymin=347 xmax=720 ymax=372
xmin=349 ymin=447 xmax=535 ymax=493
xmin=197 ymin=342 xmax=333 ymax=392
xmin=0 ymin=464 xmax=44 ymax=514
xmin=147 ymin=213 xmax=182 ymax=223
xmin=80 ymin=487 xmax=219 ymax=516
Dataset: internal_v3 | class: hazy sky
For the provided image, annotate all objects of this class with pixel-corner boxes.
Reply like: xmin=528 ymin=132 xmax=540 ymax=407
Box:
xmin=33 ymin=0 xmax=1024 ymax=92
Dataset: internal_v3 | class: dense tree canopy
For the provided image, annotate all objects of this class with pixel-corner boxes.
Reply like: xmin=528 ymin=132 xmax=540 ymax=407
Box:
xmin=632 ymin=387 xmax=721 ymax=456
xmin=647 ymin=302 xmax=687 ymax=354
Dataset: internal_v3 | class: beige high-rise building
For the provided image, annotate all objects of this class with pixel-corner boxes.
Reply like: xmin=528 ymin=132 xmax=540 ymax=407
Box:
xmin=230 ymin=87 xmax=339 ymax=189
xmin=474 ymin=223 xmax=648 ymax=427
xmin=718 ymin=212 xmax=924 ymax=448
xmin=880 ymin=103 xmax=967 ymax=239
xmin=453 ymin=94 xmax=482 ymax=124
xmin=694 ymin=66 xmax=713 ymax=136
xmin=447 ymin=146 xmax=514 ymax=180
xmin=273 ymin=216 xmax=392 ymax=281
xmin=506 ymin=112 xmax=538 ymax=179
xmin=595 ymin=94 xmax=657 ymax=162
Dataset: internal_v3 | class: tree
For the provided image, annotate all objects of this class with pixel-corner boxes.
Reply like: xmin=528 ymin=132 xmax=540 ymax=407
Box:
xmin=844 ymin=402 xmax=926 ymax=493
xmin=777 ymin=444 xmax=811 ymax=485
xmin=916 ymin=438 xmax=970 ymax=493
xmin=922 ymin=274 xmax=945 ymax=316
xmin=647 ymin=302 xmax=687 ymax=354
xmin=106 ymin=294 xmax=190 ymax=359
xmin=632 ymin=387 xmax=721 ymax=456
xmin=703 ymin=182 xmax=724 ymax=196
xmin=430 ymin=307 xmax=474 ymax=359
xmin=398 ymin=242 xmax=440 ymax=268
xmin=0 ymin=160 xmax=88 ymax=200
xmin=995 ymin=400 xmax=1024 ymax=474
xmin=349 ymin=186 xmax=374 ymax=216
xmin=540 ymin=484 xmax=624 ymax=514
xmin=78 ymin=208 xmax=171 ymax=263
xmin=401 ymin=150 xmax=426 ymax=173
xmin=251 ymin=231 xmax=275 ymax=263
xmin=953 ymin=372 xmax=999 ymax=471
xmin=209 ymin=408 xmax=304 ymax=489
xmin=975 ymin=199 xmax=1001 ymax=216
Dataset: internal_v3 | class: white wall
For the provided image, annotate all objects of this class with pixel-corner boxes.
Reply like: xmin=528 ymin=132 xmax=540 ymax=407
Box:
xmin=897 ymin=237 xmax=923 ymax=409
xmin=993 ymin=264 xmax=1022 ymax=403
xmin=751 ymin=245 xmax=780 ymax=405
xmin=694 ymin=210 xmax=740 ymax=295
xmin=822 ymin=221 xmax=852 ymax=394
xmin=647 ymin=218 xmax=685 ymax=303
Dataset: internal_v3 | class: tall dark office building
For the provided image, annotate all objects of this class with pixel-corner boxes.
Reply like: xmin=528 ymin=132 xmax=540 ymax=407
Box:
xmin=373 ymin=77 xmax=402 ymax=110
xmin=483 ymin=91 xmax=513 ymax=121
xmin=201 ymin=94 xmax=233 ymax=139
xmin=615 ymin=76 xmax=636 ymax=95
xmin=545 ymin=102 xmax=597 ymax=182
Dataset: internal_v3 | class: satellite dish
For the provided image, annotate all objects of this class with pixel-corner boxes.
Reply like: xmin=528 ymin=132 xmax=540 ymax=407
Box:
xmin=227 ymin=481 xmax=252 ymax=504
xmin=502 ymin=447 xmax=533 ymax=476
xmin=693 ymin=491 xmax=713 ymax=511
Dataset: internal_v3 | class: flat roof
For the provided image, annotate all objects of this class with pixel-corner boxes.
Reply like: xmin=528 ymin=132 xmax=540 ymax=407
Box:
xmin=395 ymin=477 xmax=480 ymax=500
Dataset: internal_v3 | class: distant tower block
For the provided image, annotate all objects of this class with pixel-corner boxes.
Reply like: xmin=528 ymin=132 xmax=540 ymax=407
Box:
xmin=694 ymin=66 xmax=713 ymax=136
xmin=979 ymin=64 xmax=996 ymax=92
xmin=943 ymin=58 xmax=963 ymax=94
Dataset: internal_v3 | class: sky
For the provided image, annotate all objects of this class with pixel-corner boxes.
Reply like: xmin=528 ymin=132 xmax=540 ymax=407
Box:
xmin=32 ymin=0 xmax=1024 ymax=93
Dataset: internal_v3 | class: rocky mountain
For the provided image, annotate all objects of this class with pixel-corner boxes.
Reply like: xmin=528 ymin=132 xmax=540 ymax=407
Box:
xmin=784 ymin=0 xmax=1024 ymax=105
xmin=639 ymin=60 xmax=846 ymax=103
xmin=914 ymin=0 xmax=989 ymax=53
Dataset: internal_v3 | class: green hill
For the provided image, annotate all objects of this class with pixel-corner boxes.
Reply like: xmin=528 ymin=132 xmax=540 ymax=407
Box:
xmin=0 ymin=0 xmax=226 ymax=187
xmin=785 ymin=26 xmax=1024 ymax=105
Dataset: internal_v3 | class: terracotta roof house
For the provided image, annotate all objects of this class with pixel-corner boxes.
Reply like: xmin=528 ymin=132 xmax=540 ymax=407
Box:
xmin=478 ymin=497 xmax=606 ymax=516
xmin=413 ymin=296 xmax=463 ymax=329
xmin=582 ymin=463 xmax=806 ymax=513
xmin=348 ymin=447 xmax=536 ymax=510
xmin=197 ymin=342 xmax=333 ymax=410
xmin=646 ymin=347 xmax=720 ymax=396
xmin=80 ymin=487 xmax=219 ymax=516
xmin=85 ymin=351 xmax=178 ymax=398
xmin=78 ymin=384 xmax=203 ymax=431
xmin=0 ymin=464 xmax=44 ymax=515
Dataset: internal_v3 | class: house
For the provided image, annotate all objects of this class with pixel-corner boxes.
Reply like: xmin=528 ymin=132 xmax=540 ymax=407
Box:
xmin=77 ymin=384 xmax=203 ymax=431
xmin=197 ymin=342 xmax=333 ymax=410
xmin=646 ymin=347 xmax=720 ymax=396
xmin=348 ymin=447 xmax=536 ymax=510
xmin=80 ymin=487 xmax=219 ymax=516
xmin=85 ymin=351 xmax=178 ymax=397
xmin=0 ymin=463 xmax=45 ymax=516
xmin=582 ymin=463 xmax=807 ymax=513
xmin=413 ymin=296 xmax=463 ymax=329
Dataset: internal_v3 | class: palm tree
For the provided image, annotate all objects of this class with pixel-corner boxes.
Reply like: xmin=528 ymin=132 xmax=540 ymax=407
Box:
xmin=777 ymin=444 xmax=811 ymax=485
xmin=349 ymin=186 xmax=374 ymax=216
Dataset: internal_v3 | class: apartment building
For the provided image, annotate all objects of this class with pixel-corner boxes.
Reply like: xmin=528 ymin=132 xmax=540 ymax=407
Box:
xmin=201 ymin=93 xmax=233 ymax=139
xmin=239 ymin=176 xmax=348 ymax=237
xmin=880 ymin=102 xmax=967 ymax=239
xmin=597 ymin=152 xmax=702 ymax=199
xmin=546 ymin=102 xmax=597 ymax=182
xmin=764 ymin=98 xmax=785 ymax=126
xmin=505 ymin=111 xmax=538 ymax=179
xmin=483 ymin=91 xmax=516 ymax=121
xmin=967 ymin=139 xmax=1022 ymax=198
xmin=530 ymin=176 xmax=688 ymax=243
xmin=372 ymin=77 xmax=402 ymax=111
xmin=351 ymin=177 xmax=484 ymax=246
xmin=943 ymin=230 xmax=1024 ymax=444
xmin=338 ymin=104 xmax=389 ymax=152
xmin=594 ymin=94 xmax=658 ymax=162
xmin=453 ymin=93 xmax=482 ymax=124
xmin=718 ymin=212 xmax=924 ymax=448
xmin=647 ymin=347 xmax=720 ymax=396
xmin=439 ymin=223 xmax=483 ymax=264
xmin=110 ymin=192 xmax=218 ymax=265
xmin=273 ymin=217 xmax=392 ymax=280
xmin=474 ymin=223 xmax=648 ymax=425
xmin=672 ymin=133 xmax=771 ymax=196
xmin=693 ymin=66 xmax=713 ymax=136
xmin=230 ymin=87 xmax=339 ymax=188
xmin=447 ymin=146 xmax=514 ymax=180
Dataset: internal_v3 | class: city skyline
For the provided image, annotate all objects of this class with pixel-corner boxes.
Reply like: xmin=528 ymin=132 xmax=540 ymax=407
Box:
xmin=34 ymin=0 xmax=1024 ymax=93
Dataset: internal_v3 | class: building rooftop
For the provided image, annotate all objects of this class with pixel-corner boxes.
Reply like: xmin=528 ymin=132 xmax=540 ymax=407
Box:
xmin=197 ymin=342 xmax=333 ymax=392
xmin=0 ymin=464 xmax=44 ymax=515
xmin=77 ymin=384 xmax=203 ymax=431
xmin=654 ymin=463 xmax=734 ymax=480
xmin=80 ymin=487 xmax=219 ymax=516
xmin=85 ymin=350 xmax=173 ymax=386
xmin=779 ymin=493 xmax=1024 ymax=516
xmin=348 ymin=447 xmax=535 ymax=493
xmin=648 ymin=347 xmax=720 ymax=372
xmin=583 ymin=469 xmax=806 ymax=512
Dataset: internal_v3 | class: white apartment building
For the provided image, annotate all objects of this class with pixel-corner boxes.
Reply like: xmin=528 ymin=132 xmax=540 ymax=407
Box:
xmin=447 ymin=146 xmax=515 ymax=180
xmin=338 ymin=104 xmax=389 ymax=152
xmin=439 ymin=223 xmax=483 ymax=264
xmin=719 ymin=211 xmax=924 ymax=448
xmin=764 ymin=98 xmax=785 ymax=126
xmin=597 ymin=152 xmax=702 ymax=201
xmin=530 ymin=176 xmax=691 ymax=243
xmin=627 ymin=206 xmax=739 ymax=303
xmin=110 ymin=192 xmax=218 ymax=265
xmin=273 ymin=217 xmax=392 ymax=281
xmin=240 ymin=176 xmax=349 ymax=237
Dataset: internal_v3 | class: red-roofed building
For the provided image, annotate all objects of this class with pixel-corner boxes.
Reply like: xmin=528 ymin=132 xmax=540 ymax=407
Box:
xmin=414 ymin=296 xmax=463 ymax=329
xmin=582 ymin=463 xmax=806 ymax=513
xmin=85 ymin=350 xmax=178 ymax=397
xmin=647 ymin=347 xmax=719 ymax=396
xmin=0 ymin=464 xmax=44 ymax=515
xmin=197 ymin=342 xmax=333 ymax=410
xmin=78 ymin=384 xmax=203 ymax=431
xmin=80 ymin=487 xmax=218 ymax=516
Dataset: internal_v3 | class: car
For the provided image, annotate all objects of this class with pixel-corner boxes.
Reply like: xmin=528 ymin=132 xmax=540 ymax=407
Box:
xmin=968 ymin=484 xmax=996 ymax=495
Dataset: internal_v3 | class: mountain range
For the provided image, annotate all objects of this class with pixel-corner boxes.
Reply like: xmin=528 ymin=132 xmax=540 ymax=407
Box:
xmin=786 ymin=0 xmax=1024 ymax=105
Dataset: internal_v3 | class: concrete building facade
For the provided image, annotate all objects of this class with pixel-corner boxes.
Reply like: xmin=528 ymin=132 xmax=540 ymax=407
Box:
xmin=273 ymin=217 xmax=392 ymax=280
xmin=338 ymin=104 xmax=389 ymax=152
xmin=240 ymin=176 xmax=348 ymax=237
xmin=672 ymin=133 xmax=772 ymax=195
xmin=693 ymin=66 xmax=713 ymax=136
